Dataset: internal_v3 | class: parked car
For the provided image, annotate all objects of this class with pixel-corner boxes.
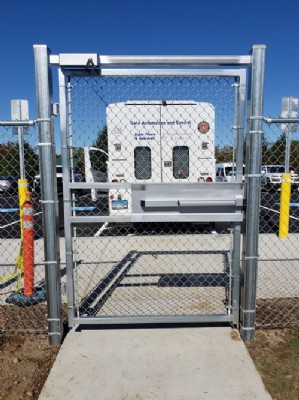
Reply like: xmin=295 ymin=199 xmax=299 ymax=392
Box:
xmin=261 ymin=165 xmax=299 ymax=190
xmin=216 ymin=163 xmax=245 ymax=182
xmin=33 ymin=166 xmax=84 ymax=195
xmin=0 ymin=176 xmax=19 ymax=195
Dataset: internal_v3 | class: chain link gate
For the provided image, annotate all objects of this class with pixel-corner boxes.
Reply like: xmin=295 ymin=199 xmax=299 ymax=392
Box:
xmin=60 ymin=64 xmax=247 ymax=327
xmin=34 ymin=45 xmax=266 ymax=342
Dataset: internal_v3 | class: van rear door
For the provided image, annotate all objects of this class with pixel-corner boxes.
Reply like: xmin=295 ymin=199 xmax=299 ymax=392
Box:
xmin=126 ymin=102 xmax=162 ymax=183
xmin=160 ymin=102 xmax=215 ymax=183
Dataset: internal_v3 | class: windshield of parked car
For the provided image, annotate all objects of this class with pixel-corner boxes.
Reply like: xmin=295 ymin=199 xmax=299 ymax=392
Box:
xmin=268 ymin=166 xmax=285 ymax=173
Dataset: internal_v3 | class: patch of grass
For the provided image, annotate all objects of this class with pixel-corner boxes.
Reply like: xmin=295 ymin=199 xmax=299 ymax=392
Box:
xmin=259 ymin=359 xmax=291 ymax=393
xmin=246 ymin=328 xmax=299 ymax=400
xmin=288 ymin=338 xmax=299 ymax=351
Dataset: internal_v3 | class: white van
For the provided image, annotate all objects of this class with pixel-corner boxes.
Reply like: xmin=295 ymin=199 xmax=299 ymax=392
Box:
xmin=106 ymin=100 xmax=216 ymax=214
xmin=216 ymin=163 xmax=245 ymax=183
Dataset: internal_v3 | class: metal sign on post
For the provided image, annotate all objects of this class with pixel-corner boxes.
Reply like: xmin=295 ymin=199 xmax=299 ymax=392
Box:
xmin=11 ymin=100 xmax=30 ymax=180
xmin=281 ymin=97 xmax=298 ymax=173
xmin=11 ymin=99 xmax=30 ymax=135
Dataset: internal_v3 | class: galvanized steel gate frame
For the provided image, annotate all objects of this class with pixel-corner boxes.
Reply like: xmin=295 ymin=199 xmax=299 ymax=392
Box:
xmin=33 ymin=45 xmax=266 ymax=344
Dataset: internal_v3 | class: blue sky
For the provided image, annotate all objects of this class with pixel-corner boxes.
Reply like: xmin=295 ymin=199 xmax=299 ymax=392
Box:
xmin=0 ymin=0 xmax=299 ymax=127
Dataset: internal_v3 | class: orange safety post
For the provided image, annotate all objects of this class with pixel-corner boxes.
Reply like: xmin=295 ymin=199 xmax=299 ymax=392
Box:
xmin=23 ymin=192 xmax=35 ymax=297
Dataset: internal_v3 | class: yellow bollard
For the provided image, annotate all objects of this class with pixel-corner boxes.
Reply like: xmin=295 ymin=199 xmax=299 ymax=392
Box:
xmin=16 ymin=179 xmax=29 ymax=290
xmin=279 ymin=173 xmax=291 ymax=239
xmin=18 ymin=179 xmax=29 ymax=236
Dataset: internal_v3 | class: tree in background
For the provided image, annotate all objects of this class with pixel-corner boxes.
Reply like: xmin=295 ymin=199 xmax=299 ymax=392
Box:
xmin=0 ymin=141 xmax=39 ymax=182
xmin=215 ymin=145 xmax=234 ymax=163
xmin=71 ymin=126 xmax=108 ymax=175
xmin=215 ymin=133 xmax=299 ymax=173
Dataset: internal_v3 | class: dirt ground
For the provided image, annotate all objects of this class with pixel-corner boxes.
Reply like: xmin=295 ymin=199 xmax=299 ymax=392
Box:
xmin=0 ymin=304 xmax=62 ymax=400
xmin=246 ymin=328 xmax=299 ymax=400
xmin=1 ymin=326 xmax=298 ymax=400
xmin=0 ymin=334 xmax=59 ymax=400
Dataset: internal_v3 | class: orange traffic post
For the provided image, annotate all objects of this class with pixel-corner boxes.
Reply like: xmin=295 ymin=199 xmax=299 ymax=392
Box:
xmin=23 ymin=192 xmax=35 ymax=296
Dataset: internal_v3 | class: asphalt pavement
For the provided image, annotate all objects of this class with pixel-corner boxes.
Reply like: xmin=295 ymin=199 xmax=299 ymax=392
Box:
xmin=1 ymin=189 xmax=299 ymax=238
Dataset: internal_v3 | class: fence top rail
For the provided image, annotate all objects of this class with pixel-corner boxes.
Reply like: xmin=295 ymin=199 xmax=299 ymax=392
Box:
xmin=49 ymin=54 xmax=252 ymax=67
xmin=264 ymin=117 xmax=299 ymax=124
xmin=60 ymin=67 xmax=246 ymax=79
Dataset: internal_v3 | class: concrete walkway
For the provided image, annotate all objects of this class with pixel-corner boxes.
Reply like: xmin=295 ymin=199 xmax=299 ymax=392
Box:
xmin=39 ymin=327 xmax=272 ymax=400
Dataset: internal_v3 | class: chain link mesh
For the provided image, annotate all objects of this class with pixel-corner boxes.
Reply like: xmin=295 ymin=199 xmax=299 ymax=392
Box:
xmin=65 ymin=75 xmax=238 ymax=320
xmin=0 ymin=124 xmax=48 ymax=333
xmin=256 ymin=122 xmax=299 ymax=327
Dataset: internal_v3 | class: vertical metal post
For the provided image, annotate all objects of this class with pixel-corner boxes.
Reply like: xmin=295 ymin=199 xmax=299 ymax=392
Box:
xmin=284 ymin=98 xmax=292 ymax=173
xmin=231 ymin=72 xmax=246 ymax=325
xmin=59 ymin=69 xmax=76 ymax=327
xmin=33 ymin=45 xmax=63 ymax=345
xmin=241 ymin=45 xmax=266 ymax=340
xmin=235 ymin=71 xmax=246 ymax=183
xmin=18 ymin=127 xmax=26 ymax=179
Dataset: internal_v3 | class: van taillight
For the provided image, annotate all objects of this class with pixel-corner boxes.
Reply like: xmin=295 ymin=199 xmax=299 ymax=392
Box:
xmin=109 ymin=194 xmax=115 ymax=200
xmin=206 ymin=177 xmax=213 ymax=183
xmin=112 ymin=179 xmax=118 ymax=183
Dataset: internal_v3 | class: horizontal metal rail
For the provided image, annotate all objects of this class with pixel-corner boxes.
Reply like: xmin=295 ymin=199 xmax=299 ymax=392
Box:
xmin=74 ymin=314 xmax=234 ymax=325
xmin=69 ymin=182 xmax=244 ymax=190
xmin=69 ymin=182 xmax=131 ymax=189
xmin=50 ymin=54 xmax=252 ymax=67
xmin=264 ymin=117 xmax=299 ymax=124
xmin=0 ymin=120 xmax=36 ymax=126
xmin=61 ymin=68 xmax=246 ymax=78
xmin=70 ymin=213 xmax=243 ymax=223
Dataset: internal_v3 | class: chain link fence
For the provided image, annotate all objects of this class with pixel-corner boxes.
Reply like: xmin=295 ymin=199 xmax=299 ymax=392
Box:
xmin=0 ymin=123 xmax=48 ymax=333
xmin=256 ymin=121 xmax=299 ymax=327
xmin=1 ymin=75 xmax=299 ymax=334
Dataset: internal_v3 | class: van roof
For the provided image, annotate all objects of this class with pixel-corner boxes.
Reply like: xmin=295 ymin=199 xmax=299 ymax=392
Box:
xmin=107 ymin=100 xmax=214 ymax=108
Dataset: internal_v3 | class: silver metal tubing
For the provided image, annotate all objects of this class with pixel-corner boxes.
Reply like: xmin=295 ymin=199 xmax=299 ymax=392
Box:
xmin=58 ymin=69 xmax=76 ymax=328
xmin=231 ymin=61 xmax=247 ymax=327
xmin=98 ymin=55 xmax=252 ymax=66
xmin=264 ymin=117 xmax=299 ymax=124
xmin=50 ymin=54 xmax=252 ymax=67
xmin=241 ymin=45 xmax=266 ymax=341
xmin=60 ymin=68 xmax=246 ymax=78
xmin=231 ymin=222 xmax=241 ymax=325
xmin=70 ymin=213 xmax=243 ymax=223
xmin=34 ymin=44 xmax=63 ymax=345
xmin=0 ymin=120 xmax=35 ymax=126
xmin=74 ymin=314 xmax=234 ymax=325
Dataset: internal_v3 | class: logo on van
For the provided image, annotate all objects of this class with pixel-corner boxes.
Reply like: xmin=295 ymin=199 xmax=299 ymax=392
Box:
xmin=197 ymin=121 xmax=210 ymax=134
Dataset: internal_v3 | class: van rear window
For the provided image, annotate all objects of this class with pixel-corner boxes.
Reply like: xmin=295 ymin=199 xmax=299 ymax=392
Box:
xmin=173 ymin=146 xmax=189 ymax=179
xmin=134 ymin=147 xmax=152 ymax=180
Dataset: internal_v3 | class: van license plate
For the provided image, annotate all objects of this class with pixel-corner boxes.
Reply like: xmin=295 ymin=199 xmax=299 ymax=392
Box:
xmin=111 ymin=199 xmax=128 ymax=210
